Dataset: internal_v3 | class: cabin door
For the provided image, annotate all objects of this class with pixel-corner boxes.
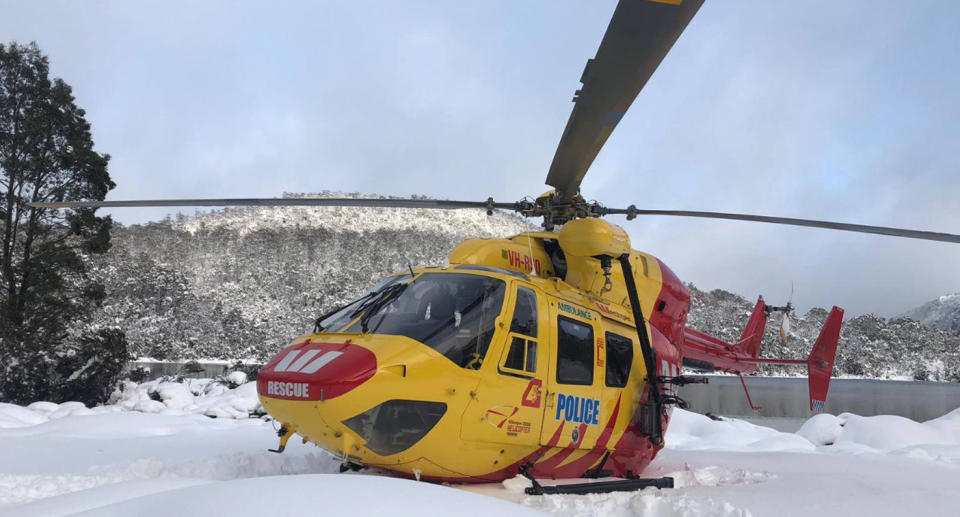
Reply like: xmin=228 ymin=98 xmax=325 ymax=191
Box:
xmin=460 ymin=282 xmax=545 ymax=446
xmin=539 ymin=300 xmax=603 ymax=450
xmin=597 ymin=327 xmax=637 ymax=441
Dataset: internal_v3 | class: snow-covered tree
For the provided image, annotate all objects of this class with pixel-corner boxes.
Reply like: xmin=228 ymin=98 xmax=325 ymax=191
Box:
xmin=0 ymin=42 xmax=126 ymax=404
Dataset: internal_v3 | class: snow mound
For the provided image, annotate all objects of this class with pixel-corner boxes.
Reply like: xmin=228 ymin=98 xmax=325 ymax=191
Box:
xmin=836 ymin=413 xmax=953 ymax=451
xmin=225 ymin=371 xmax=248 ymax=386
xmin=110 ymin=376 xmax=263 ymax=419
xmin=502 ymin=474 xmax=534 ymax=493
xmin=0 ymin=403 xmax=49 ymax=429
xmin=25 ymin=401 xmax=60 ymax=415
xmin=792 ymin=408 xmax=960 ymax=467
xmin=0 ymin=376 xmax=264 ymax=430
xmin=666 ymin=410 xmax=815 ymax=452
xmin=796 ymin=413 xmax=844 ymax=446
xmin=669 ymin=465 xmax=775 ymax=488
xmin=920 ymin=407 xmax=960 ymax=440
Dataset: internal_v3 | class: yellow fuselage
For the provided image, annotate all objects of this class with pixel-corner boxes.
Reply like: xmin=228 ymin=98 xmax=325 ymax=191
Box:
xmin=257 ymin=229 xmax=688 ymax=481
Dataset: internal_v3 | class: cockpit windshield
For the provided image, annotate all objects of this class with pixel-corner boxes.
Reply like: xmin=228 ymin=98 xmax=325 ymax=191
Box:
xmin=315 ymin=275 xmax=405 ymax=333
xmin=346 ymin=273 xmax=506 ymax=369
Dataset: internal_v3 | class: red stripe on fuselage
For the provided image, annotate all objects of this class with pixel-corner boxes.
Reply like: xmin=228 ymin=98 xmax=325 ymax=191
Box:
xmin=531 ymin=423 xmax=589 ymax=476
xmin=548 ymin=394 xmax=622 ymax=477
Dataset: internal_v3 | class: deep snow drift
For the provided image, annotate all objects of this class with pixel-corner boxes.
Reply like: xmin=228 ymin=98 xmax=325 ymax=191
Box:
xmin=0 ymin=380 xmax=958 ymax=516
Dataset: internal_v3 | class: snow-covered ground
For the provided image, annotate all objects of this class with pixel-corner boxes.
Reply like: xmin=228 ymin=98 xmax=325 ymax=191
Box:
xmin=1 ymin=379 xmax=958 ymax=516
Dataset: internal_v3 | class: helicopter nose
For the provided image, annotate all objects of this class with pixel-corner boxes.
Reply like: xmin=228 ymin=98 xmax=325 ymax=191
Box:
xmin=256 ymin=340 xmax=376 ymax=401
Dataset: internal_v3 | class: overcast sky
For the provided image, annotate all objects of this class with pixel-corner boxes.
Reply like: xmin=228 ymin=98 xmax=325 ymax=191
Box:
xmin=2 ymin=0 xmax=959 ymax=317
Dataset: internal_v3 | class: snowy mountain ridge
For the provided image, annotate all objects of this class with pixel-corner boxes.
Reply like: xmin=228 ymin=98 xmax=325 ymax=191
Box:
xmin=903 ymin=292 xmax=960 ymax=334
xmin=175 ymin=192 xmax=534 ymax=237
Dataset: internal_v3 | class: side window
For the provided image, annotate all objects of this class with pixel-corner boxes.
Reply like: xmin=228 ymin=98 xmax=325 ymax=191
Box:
xmin=500 ymin=286 xmax=539 ymax=377
xmin=605 ymin=332 xmax=633 ymax=388
xmin=502 ymin=336 xmax=538 ymax=375
xmin=557 ymin=316 xmax=594 ymax=385
xmin=510 ymin=287 xmax=538 ymax=337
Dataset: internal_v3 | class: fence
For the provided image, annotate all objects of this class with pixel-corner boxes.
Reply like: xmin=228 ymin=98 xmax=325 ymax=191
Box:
xmin=679 ymin=375 xmax=960 ymax=421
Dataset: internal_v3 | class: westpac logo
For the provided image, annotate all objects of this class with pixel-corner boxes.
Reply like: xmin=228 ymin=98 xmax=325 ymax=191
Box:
xmin=554 ymin=393 xmax=600 ymax=425
xmin=258 ymin=342 xmax=376 ymax=402
xmin=271 ymin=349 xmax=343 ymax=374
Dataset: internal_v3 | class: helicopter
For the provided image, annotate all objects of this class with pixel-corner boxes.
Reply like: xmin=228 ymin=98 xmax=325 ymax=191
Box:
xmin=32 ymin=0 xmax=960 ymax=496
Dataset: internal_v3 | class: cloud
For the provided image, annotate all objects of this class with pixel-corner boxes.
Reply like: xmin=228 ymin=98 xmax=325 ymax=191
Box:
xmin=2 ymin=0 xmax=958 ymax=316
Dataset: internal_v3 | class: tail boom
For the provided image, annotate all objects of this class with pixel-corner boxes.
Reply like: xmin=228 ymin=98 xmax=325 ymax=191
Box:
xmin=680 ymin=298 xmax=769 ymax=375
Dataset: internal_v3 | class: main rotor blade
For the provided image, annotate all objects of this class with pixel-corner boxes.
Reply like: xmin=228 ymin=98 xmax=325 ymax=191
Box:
xmin=545 ymin=0 xmax=704 ymax=199
xmin=28 ymin=197 xmax=518 ymax=211
xmin=605 ymin=207 xmax=960 ymax=244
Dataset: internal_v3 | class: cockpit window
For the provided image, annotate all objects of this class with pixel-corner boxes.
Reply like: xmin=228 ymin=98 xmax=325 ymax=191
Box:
xmin=510 ymin=287 xmax=538 ymax=337
xmin=316 ymin=275 xmax=405 ymax=332
xmin=347 ymin=273 xmax=506 ymax=369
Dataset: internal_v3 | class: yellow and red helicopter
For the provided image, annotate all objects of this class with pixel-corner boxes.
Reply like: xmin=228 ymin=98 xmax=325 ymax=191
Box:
xmin=34 ymin=0 xmax=960 ymax=495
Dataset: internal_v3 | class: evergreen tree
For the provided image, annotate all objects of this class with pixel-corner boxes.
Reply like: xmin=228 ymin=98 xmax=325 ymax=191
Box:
xmin=0 ymin=42 xmax=125 ymax=404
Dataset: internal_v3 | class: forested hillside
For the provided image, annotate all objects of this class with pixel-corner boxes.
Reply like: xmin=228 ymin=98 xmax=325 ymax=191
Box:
xmin=88 ymin=193 xmax=534 ymax=361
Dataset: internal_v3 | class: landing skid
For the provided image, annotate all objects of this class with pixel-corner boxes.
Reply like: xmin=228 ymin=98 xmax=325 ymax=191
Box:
xmin=518 ymin=466 xmax=674 ymax=496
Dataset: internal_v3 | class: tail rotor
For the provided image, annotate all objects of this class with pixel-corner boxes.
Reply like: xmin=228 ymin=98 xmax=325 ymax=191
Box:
xmin=779 ymin=282 xmax=794 ymax=344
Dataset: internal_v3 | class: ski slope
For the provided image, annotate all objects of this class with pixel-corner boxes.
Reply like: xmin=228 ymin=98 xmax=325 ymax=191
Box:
xmin=0 ymin=382 xmax=958 ymax=516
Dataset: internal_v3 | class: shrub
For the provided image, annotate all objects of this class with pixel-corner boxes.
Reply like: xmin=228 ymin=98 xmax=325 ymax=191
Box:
xmin=0 ymin=327 xmax=129 ymax=405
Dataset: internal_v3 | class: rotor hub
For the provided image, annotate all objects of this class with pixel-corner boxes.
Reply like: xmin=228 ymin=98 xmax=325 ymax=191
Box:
xmin=514 ymin=191 xmax=610 ymax=230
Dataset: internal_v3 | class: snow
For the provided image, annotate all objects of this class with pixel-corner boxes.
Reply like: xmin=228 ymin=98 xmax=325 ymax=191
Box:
xmin=25 ymin=402 xmax=60 ymax=415
xmin=836 ymin=413 xmax=956 ymax=451
xmin=225 ymin=371 xmax=247 ymax=386
xmin=109 ymin=377 xmax=263 ymax=419
xmin=173 ymin=192 xmax=534 ymax=238
xmin=8 ymin=479 xmax=212 ymax=517
xmin=0 ymin=392 xmax=958 ymax=516
xmin=0 ymin=377 xmax=263 ymax=432
xmin=0 ymin=411 xmax=340 ymax=509
xmin=0 ymin=403 xmax=48 ymax=429
xmin=795 ymin=413 xmax=843 ymax=445
xmin=665 ymin=410 xmax=816 ymax=452
xmin=67 ymin=475 xmax=542 ymax=517
xmin=938 ymin=293 xmax=960 ymax=304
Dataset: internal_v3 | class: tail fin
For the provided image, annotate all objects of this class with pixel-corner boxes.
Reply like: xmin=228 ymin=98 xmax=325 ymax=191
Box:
xmin=808 ymin=307 xmax=843 ymax=412
xmin=736 ymin=297 xmax=767 ymax=359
